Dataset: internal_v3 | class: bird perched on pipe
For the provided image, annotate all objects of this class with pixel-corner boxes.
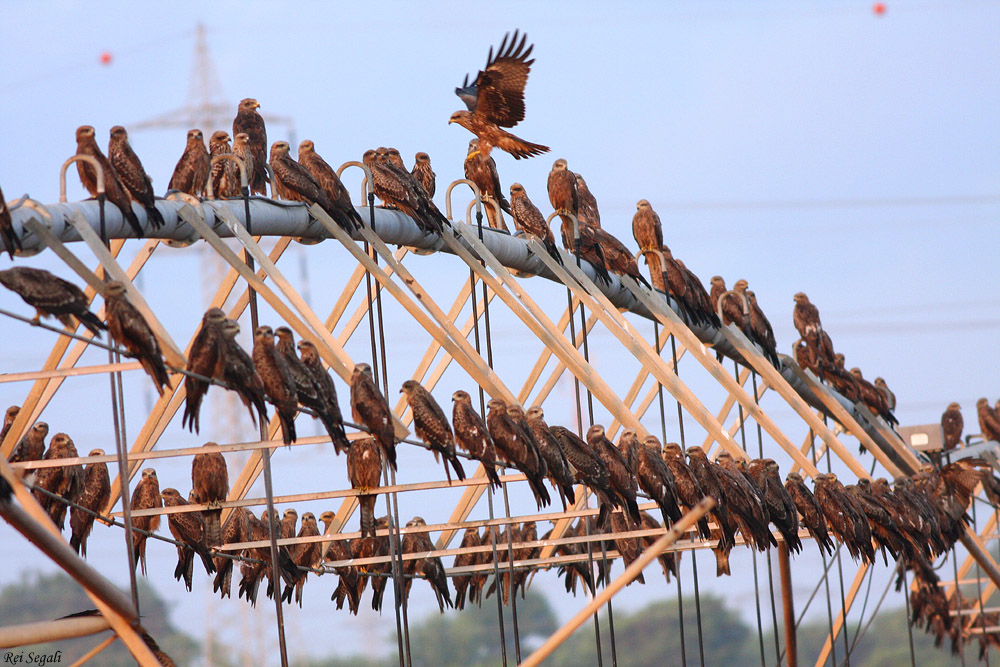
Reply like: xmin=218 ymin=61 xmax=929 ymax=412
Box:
xmin=74 ymin=125 xmax=145 ymax=237
xmin=168 ymin=129 xmax=210 ymax=197
xmin=107 ymin=126 xmax=164 ymax=230
xmin=232 ymin=98 xmax=268 ymax=195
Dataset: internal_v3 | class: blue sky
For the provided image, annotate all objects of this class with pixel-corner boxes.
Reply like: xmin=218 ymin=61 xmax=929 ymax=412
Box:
xmin=1 ymin=1 xmax=999 ymax=664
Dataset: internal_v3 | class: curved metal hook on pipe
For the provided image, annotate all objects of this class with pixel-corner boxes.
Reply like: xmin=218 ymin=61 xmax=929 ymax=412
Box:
xmin=59 ymin=155 xmax=104 ymax=203
xmin=205 ymin=154 xmax=249 ymax=200
xmin=445 ymin=178 xmax=484 ymax=223
xmin=336 ymin=161 xmax=374 ymax=208
xmin=464 ymin=197 xmax=503 ymax=230
xmin=544 ymin=209 xmax=581 ymax=245
xmin=716 ymin=288 xmax=750 ymax=322
xmin=635 ymin=246 xmax=669 ymax=296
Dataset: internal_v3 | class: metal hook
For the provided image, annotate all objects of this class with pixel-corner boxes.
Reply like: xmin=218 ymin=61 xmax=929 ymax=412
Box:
xmin=336 ymin=161 xmax=374 ymax=207
xmin=544 ymin=209 xmax=581 ymax=244
xmin=635 ymin=246 xmax=667 ymax=294
xmin=444 ymin=178 xmax=484 ymax=222
xmin=464 ymin=196 xmax=502 ymax=229
xmin=205 ymin=154 xmax=249 ymax=200
xmin=59 ymin=155 xmax=104 ymax=203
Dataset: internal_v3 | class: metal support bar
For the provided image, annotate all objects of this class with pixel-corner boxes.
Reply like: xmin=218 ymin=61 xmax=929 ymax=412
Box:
xmin=0 ymin=616 xmax=111 ymax=648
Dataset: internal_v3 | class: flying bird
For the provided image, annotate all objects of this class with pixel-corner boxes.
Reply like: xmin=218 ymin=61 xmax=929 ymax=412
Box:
xmin=8 ymin=421 xmax=48 ymax=464
xmin=297 ymin=339 xmax=351 ymax=454
xmin=784 ymin=472 xmax=834 ymax=555
xmin=487 ymin=398 xmax=550 ymax=509
xmin=209 ymin=131 xmax=240 ymax=198
xmin=450 ymin=30 xmax=548 ymax=160
xmin=451 ymin=389 xmax=502 ymax=489
xmin=547 ymin=158 xmax=579 ymax=231
xmin=282 ymin=511 xmax=321 ymax=606
xmin=69 ymin=449 xmax=110 ymax=557
xmin=274 ymin=327 xmax=346 ymax=452
xmin=220 ymin=319 xmax=269 ymax=429
xmin=348 ymin=436 xmax=382 ymax=539
xmin=107 ymin=126 xmax=164 ymax=229
xmin=104 ymin=281 xmax=171 ymax=396
xmin=31 ymin=433 xmax=84 ymax=531
xmin=167 ymin=129 xmax=210 ymax=197
xmin=362 ymin=148 xmax=448 ymax=235
xmin=74 ymin=125 xmax=144 ymax=237
xmin=0 ymin=266 xmax=105 ymax=336
xmin=191 ymin=450 xmax=229 ymax=548
xmin=464 ymin=139 xmax=511 ymax=232
xmin=0 ymin=181 xmax=22 ymax=258
xmin=232 ymin=98 xmax=268 ymax=195
xmin=402 ymin=517 xmax=453 ymax=612
xmin=525 ymin=406 xmax=576 ymax=510
xmin=942 ymin=402 xmax=963 ymax=450
xmin=351 ymin=362 xmax=396 ymax=471
xmin=509 ymin=182 xmax=562 ymax=265
xmin=587 ymin=424 xmax=641 ymax=526
xmin=130 ymin=468 xmax=163 ymax=576
xmin=297 ymin=140 xmax=363 ymax=232
xmin=160 ymin=488 xmax=216 ymax=591
xmin=411 ymin=152 xmax=436 ymax=197
xmin=182 ymin=308 xmax=227 ymax=434
xmin=400 ymin=380 xmax=465 ymax=482
xmin=574 ymin=172 xmax=601 ymax=227
xmin=252 ymin=325 xmax=298 ymax=446
xmin=978 ymin=398 xmax=1000 ymax=443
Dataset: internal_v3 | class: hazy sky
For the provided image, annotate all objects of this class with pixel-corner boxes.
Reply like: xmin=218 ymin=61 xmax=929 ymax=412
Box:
xmin=1 ymin=1 xmax=998 ymax=664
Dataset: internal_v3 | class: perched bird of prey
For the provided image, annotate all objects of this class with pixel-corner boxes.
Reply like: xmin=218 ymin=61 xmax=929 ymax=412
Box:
xmin=848 ymin=479 xmax=910 ymax=565
xmin=553 ymin=520 xmax=595 ymax=596
xmin=269 ymin=141 xmax=350 ymax=225
xmin=324 ymin=510 xmax=362 ymax=614
xmin=450 ymin=30 xmax=548 ymax=160
xmin=487 ymin=398 xmax=550 ymax=509
xmin=978 ymin=398 xmax=1000 ymax=443
xmin=362 ymin=149 xmax=448 ymax=235
xmin=8 ymin=421 xmax=48 ymax=464
xmin=0 ymin=405 xmax=19 ymax=446
xmin=74 ymin=125 xmax=144 ymax=237
xmin=191 ymin=450 xmax=229 ymax=548
xmin=369 ymin=516 xmax=394 ymax=612
xmin=297 ymin=140 xmax=363 ymax=232
xmin=873 ymin=377 xmax=896 ymax=413
xmin=451 ymin=389 xmax=502 ymax=490
xmin=547 ymin=158 xmax=579 ymax=230
xmin=684 ymin=446 xmax=735 ymax=549
xmin=710 ymin=276 xmax=751 ymax=338
xmin=671 ymin=252 xmax=720 ymax=327
xmin=401 ymin=380 xmax=465 ymax=483
xmin=574 ymin=172 xmax=601 ymax=227
xmin=509 ymin=182 xmax=562 ymax=265
xmin=607 ymin=510 xmax=645 ymax=586
xmin=351 ymin=362 xmax=397 ymax=471
xmin=589 ymin=224 xmax=651 ymax=288
xmin=748 ymin=458 xmax=801 ymax=554
xmin=784 ymin=472 xmax=834 ymax=555
xmin=167 ymin=129 xmax=210 ymax=197
xmin=161 ymin=488 xmax=216 ymax=590
xmin=182 ymin=308 xmax=227 ymax=434
xmin=239 ymin=510 xmax=298 ymax=606
xmin=0 ymin=181 xmax=22 ymax=258
xmin=660 ymin=441 xmax=712 ymax=540
xmin=130 ymin=468 xmax=162 ymax=576
xmin=297 ymin=339 xmax=351 ymax=454
xmin=232 ymin=133 xmax=256 ymax=193
xmin=220 ymin=319 xmax=268 ymax=429
xmin=402 ymin=517 xmax=453 ymax=612
xmin=942 ymin=402 xmax=963 ymax=450
xmin=559 ymin=218 xmax=612 ymax=286
xmin=587 ymin=425 xmax=640 ymax=526
xmin=792 ymin=292 xmax=823 ymax=341
xmin=525 ymin=406 xmax=576 ymax=510
xmin=0 ymin=266 xmax=105 ymax=336
xmin=107 ymin=126 xmax=164 ymax=229
xmin=464 ymin=139 xmax=511 ymax=232
xmin=850 ymin=368 xmax=897 ymax=426
xmin=274 ymin=327 xmax=346 ymax=452
xmin=626 ymin=432 xmax=682 ymax=526
xmin=232 ymin=98 xmax=268 ymax=195
xmin=69 ymin=449 xmax=110 ymax=557
xmin=212 ymin=506 xmax=251 ymax=599
xmin=814 ymin=473 xmax=874 ymax=563
xmin=252 ymin=325 xmax=298 ymax=446
xmin=453 ymin=526 xmax=482 ymax=610
xmin=31 ymin=432 xmax=84 ymax=532
xmin=732 ymin=281 xmax=779 ymax=366
xmin=550 ymin=425 xmax=619 ymax=529
xmin=104 ymin=281 xmax=171 ymax=396
xmin=209 ymin=131 xmax=240 ymax=198
xmin=656 ymin=248 xmax=700 ymax=325
xmin=511 ymin=521 xmax=539 ymax=600
xmin=411 ymin=152 xmax=436 ymax=197
xmin=714 ymin=452 xmax=775 ymax=552
xmin=631 ymin=199 xmax=663 ymax=253
xmin=282 ymin=511 xmax=320 ymax=606
xmin=280 ymin=508 xmax=298 ymax=540
xmin=348 ymin=436 xmax=382 ymax=539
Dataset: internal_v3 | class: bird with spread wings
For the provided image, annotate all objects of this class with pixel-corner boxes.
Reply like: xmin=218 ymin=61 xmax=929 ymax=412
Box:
xmin=450 ymin=30 xmax=549 ymax=160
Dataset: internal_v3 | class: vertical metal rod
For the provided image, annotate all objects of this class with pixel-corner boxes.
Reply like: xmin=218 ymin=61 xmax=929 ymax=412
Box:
xmin=736 ymin=365 xmax=766 ymax=667
xmin=972 ymin=501 xmax=990 ymax=667
xmin=566 ymin=291 xmax=584 ymax=434
xmin=824 ymin=416 xmax=849 ymax=666
xmin=583 ymin=514 xmax=605 ymax=667
xmin=813 ymin=425 xmax=837 ymax=667
xmin=952 ymin=544 xmax=967 ymax=667
xmin=598 ymin=537 xmax=618 ymax=667
xmin=778 ymin=542 xmax=797 ymax=667
xmin=381 ymin=468 xmax=407 ymax=667
xmin=901 ymin=568 xmax=916 ymax=667
xmin=501 ymin=480 xmax=522 ymax=662
xmin=109 ymin=347 xmax=140 ymax=616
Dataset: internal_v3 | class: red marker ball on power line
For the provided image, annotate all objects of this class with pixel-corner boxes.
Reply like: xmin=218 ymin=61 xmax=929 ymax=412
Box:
xmin=99 ymin=51 xmax=113 ymax=65
xmin=873 ymin=3 xmax=886 ymax=15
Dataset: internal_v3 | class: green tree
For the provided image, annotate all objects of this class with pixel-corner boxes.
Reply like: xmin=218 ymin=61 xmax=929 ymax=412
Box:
xmin=0 ymin=571 xmax=199 ymax=666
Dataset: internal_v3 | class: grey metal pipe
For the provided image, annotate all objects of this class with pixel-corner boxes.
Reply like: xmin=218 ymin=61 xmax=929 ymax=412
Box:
xmin=0 ymin=616 xmax=111 ymax=649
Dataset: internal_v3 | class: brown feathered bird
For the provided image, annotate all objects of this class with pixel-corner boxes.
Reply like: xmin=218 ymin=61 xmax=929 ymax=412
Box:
xmin=212 ymin=506 xmax=251 ymax=599
xmin=626 ymin=432 xmax=682 ymax=526
xmin=297 ymin=140 xmax=363 ymax=232
xmin=232 ymin=98 xmax=268 ymax=195
xmin=451 ymin=390 xmax=502 ymax=490
xmin=814 ymin=473 xmax=875 ymax=563
xmin=784 ymin=472 xmax=834 ymax=556
xmin=851 ymin=367 xmax=898 ymax=427
xmin=710 ymin=276 xmax=752 ymax=339
xmin=182 ymin=308 xmax=227 ymax=433
xmin=160 ymin=488 xmax=216 ymax=590
xmin=191 ymin=450 xmax=228 ymax=548
xmin=978 ymin=398 xmax=1000 ymax=442
xmin=550 ymin=425 xmax=619 ymax=529
xmin=402 ymin=517 xmax=453 ymax=612
xmin=107 ymin=125 xmax=163 ymax=229
xmin=351 ymin=362 xmax=396 ymax=471
xmin=874 ymin=377 xmax=896 ymax=412
xmin=486 ymin=398 xmax=550 ymax=509
xmin=0 ymin=266 xmax=105 ymax=336
xmin=282 ymin=511 xmax=321 ymax=606
xmin=0 ymin=181 xmax=22 ymax=258
xmin=1 ymin=405 xmax=20 ymax=446
xmin=74 ymin=125 xmax=144 ymax=237
xmin=252 ymin=326 xmax=298 ymax=445
xmin=574 ymin=172 xmax=601 ymax=227
xmin=168 ymin=129 xmax=210 ymax=197
xmin=232 ymin=132 xmax=256 ymax=192
xmin=453 ymin=526 xmax=482 ymax=610
xmin=104 ymin=281 xmax=171 ymax=396
xmin=559 ymin=218 xmax=613 ymax=285
xmin=297 ymin=339 xmax=351 ymax=454
xmin=748 ymin=458 xmax=802 ymax=554
xmin=220 ymin=319 xmax=268 ymax=429
xmin=631 ymin=199 xmax=663 ymax=253
xmin=547 ymin=158 xmax=579 ymax=231
xmin=509 ymin=182 xmax=562 ymax=265
xmin=362 ymin=148 xmax=449 ymax=235
xmin=714 ymin=452 xmax=776 ymax=552
xmin=733 ymin=281 xmax=779 ymax=366
xmin=464 ymin=139 xmax=511 ymax=231
xmin=684 ymin=446 xmax=736 ymax=549
xmin=792 ymin=292 xmax=823 ymax=341
xmin=274 ymin=327 xmax=347 ymax=452
xmin=31 ymin=432 xmax=84 ymax=532
xmin=8 ymin=421 xmax=48 ymax=464
xmin=588 ymin=225 xmax=651 ymax=288
xmin=269 ymin=141 xmax=347 ymax=224
xmin=660 ymin=441 xmax=712 ymax=540
xmin=411 ymin=151 xmax=436 ymax=197
xmin=400 ymin=380 xmax=465 ymax=482
xmin=348 ymin=436 xmax=382 ymax=539
xmin=941 ymin=402 xmax=963 ymax=450
xmin=525 ymin=406 xmax=576 ymax=510
xmin=450 ymin=30 xmax=548 ymax=160
xmin=208 ymin=131 xmax=240 ymax=198
xmin=130 ymin=468 xmax=162 ymax=576
xmin=69 ymin=449 xmax=110 ymax=556
xmin=587 ymin=425 xmax=640 ymax=526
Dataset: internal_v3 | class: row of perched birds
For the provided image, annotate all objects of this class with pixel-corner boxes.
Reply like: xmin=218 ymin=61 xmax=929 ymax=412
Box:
xmin=942 ymin=398 xmax=1000 ymax=451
